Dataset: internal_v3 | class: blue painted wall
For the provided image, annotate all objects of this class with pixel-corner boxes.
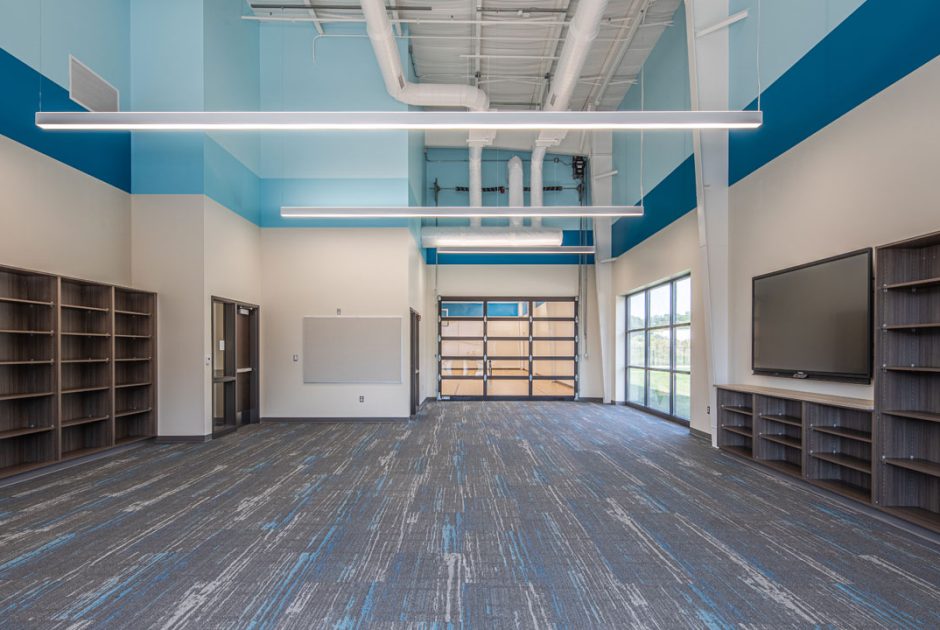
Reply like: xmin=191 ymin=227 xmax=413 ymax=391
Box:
xmin=729 ymin=0 xmax=940 ymax=184
xmin=729 ymin=0 xmax=865 ymax=111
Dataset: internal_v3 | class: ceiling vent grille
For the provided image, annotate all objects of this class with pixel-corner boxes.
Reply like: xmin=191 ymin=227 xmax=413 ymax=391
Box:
xmin=69 ymin=56 xmax=119 ymax=112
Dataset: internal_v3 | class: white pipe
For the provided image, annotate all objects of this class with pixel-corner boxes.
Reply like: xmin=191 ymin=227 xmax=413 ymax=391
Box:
xmin=361 ymin=0 xmax=490 ymax=221
xmin=529 ymin=0 xmax=609 ymax=224
xmin=507 ymin=156 xmax=524 ymax=227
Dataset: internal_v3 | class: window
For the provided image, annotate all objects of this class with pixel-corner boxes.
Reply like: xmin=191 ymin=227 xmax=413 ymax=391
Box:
xmin=626 ymin=275 xmax=692 ymax=423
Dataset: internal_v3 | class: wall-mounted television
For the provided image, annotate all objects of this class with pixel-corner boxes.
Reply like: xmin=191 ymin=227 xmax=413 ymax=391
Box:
xmin=752 ymin=249 xmax=873 ymax=383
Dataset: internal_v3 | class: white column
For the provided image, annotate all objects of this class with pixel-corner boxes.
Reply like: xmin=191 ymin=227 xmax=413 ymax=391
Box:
xmin=686 ymin=0 xmax=733 ymax=446
xmin=590 ymin=131 xmax=615 ymax=403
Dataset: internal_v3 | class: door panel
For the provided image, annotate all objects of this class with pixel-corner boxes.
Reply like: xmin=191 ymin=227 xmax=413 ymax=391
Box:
xmin=438 ymin=297 xmax=578 ymax=400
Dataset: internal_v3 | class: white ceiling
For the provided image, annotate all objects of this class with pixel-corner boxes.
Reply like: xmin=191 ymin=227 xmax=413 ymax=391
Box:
xmin=250 ymin=0 xmax=682 ymax=151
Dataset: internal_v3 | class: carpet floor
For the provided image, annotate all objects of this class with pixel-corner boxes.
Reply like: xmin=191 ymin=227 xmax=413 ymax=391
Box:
xmin=0 ymin=402 xmax=938 ymax=629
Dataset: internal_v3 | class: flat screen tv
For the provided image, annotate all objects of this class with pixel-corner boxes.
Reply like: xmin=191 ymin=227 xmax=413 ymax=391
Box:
xmin=752 ymin=249 xmax=873 ymax=383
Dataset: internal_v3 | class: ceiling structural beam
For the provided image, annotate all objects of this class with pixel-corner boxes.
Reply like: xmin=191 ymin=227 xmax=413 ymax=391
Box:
xmin=472 ymin=0 xmax=481 ymax=88
xmin=241 ymin=15 xmax=632 ymax=27
xmin=279 ymin=206 xmax=644 ymax=219
xmin=696 ymin=9 xmax=748 ymax=37
xmin=37 ymin=110 xmax=763 ymax=131
xmin=299 ymin=0 xmax=324 ymax=36
xmin=586 ymin=0 xmax=654 ymax=110
xmin=436 ymin=246 xmax=597 ymax=255
xmin=460 ymin=54 xmax=560 ymax=60
xmin=250 ymin=3 xmax=432 ymax=10
xmin=537 ymin=0 xmax=573 ymax=110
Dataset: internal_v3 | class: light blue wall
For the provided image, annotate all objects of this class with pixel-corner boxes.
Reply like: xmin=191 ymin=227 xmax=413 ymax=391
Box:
xmin=612 ymin=3 xmax=692 ymax=207
xmin=409 ymin=131 xmax=426 ymax=206
xmin=0 ymin=0 xmax=130 ymax=109
xmin=729 ymin=0 xmax=865 ymax=110
xmin=258 ymin=23 xmax=411 ymax=181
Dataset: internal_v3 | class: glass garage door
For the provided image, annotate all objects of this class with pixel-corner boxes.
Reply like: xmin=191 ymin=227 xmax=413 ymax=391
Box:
xmin=438 ymin=297 xmax=578 ymax=400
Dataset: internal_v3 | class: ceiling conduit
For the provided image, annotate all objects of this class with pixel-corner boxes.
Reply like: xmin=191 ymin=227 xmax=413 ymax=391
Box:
xmin=530 ymin=0 xmax=610 ymax=227
xmin=361 ymin=0 xmax=492 ymax=226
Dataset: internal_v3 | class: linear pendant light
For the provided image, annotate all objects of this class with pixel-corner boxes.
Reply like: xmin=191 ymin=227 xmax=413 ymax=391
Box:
xmin=436 ymin=246 xmax=596 ymax=255
xmin=35 ymin=110 xmax=762 ymax=132
xmin=280 ymin=205 xmax=643 ymax=219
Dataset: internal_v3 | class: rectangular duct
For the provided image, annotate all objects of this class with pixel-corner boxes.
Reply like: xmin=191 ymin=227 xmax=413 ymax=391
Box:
xmin=69 ymin=55 xmax=119 ymax=113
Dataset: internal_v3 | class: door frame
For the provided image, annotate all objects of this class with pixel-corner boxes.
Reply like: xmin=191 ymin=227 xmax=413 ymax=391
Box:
xmin=211 ymin=296 xmax=260 ymax=437
xmin=410 ymin=308 xmax=421 ymax=416
xmin=437 ymin=296 xmax=579 ymax=401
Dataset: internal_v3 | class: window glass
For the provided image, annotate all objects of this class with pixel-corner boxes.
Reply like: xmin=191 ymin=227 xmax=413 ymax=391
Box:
xmin=648 ymin=284 xmax=671 ymax=327
xmin=489 ymin=359 xmax=528 ymax=375
xmin=441 ymin=379 xmax=483 ymax=396
xmin=628 ymin=368 xmax=645 ymax=404
xmin=441 ymin=359 xmax=483 ymax=376
xmin=648 ymin=370 xmax=671 ymax=413
xmin=441 ymin=301 xmax=483 ymax=317
xmin=533 ymin=301 xmax=575 ymax=318
xmin=488 ymin=320 xmax=529 ymax=337
xmin=674 ymin=373 xmax=691 ymax=420
xmin=534 ymin=379 xmax=575 ymax=396
xmin=487 ymin=379 xmax=529 ymax=396
xmin=488 ymin=301 xmax=528 ymax=318
xmin=674 ymin=326 xmax=691 ymax=372
xmin=441 ymin=340 xmax=483 ymax=357
xmin=628 ymin=293 xmax=645 ymax=330
xmin=533 ymin=340 xmax=575 ymax=357
xmin=487 ymin=339 xmax=529 ymax=357
xmin=440 ymin=320 xmax=483 ymax=337
xmin=533 ymin=320 xmax=575 ymax=338
xmin=648 ymin=329 xmax=671 ymax=370
xmin=674 ymin=276 xmax=691 ymax=324
xmin=628 ymin=331 xmax=645 ymax=367
xmin=626 ymin=276 xmax=691 ymax=423
xmin=532 ymin=360 xmax=575 ymax=377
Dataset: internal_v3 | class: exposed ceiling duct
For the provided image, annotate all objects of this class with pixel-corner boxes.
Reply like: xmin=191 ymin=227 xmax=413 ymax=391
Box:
xmin=507 ymin=156 xmax=524 ymax=227
xmin=360 ymin=0 xmax=493 ymax=228
xmin=531 ymin=0 xmax=611 ymax=226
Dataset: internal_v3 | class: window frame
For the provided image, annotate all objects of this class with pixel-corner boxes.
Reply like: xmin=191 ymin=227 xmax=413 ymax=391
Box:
xmin=625 ymin=274 xmax=691 ymax=426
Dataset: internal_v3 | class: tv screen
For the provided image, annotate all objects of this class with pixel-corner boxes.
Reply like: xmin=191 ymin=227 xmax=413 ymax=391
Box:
xmin=752 ymin=249 xmax=873 ymax=383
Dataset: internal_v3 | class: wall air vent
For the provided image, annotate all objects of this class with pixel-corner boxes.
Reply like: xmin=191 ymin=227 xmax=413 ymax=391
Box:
xmin=69 ymin=55 xmax=119 ymax=112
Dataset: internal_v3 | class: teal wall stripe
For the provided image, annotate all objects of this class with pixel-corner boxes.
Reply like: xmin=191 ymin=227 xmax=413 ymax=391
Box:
xmin=0 ymin=46 xmax=131 ymax=192
xmin=610 ymin=155 xmax=697 ymax=258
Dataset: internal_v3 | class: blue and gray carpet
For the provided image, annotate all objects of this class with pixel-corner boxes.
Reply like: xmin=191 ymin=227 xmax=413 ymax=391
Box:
xmin=0 ymin=402 xmax=938 ymax=628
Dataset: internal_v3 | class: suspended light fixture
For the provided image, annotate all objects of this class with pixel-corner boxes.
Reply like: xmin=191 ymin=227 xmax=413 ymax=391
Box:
xmin=280 ymin=205 xmax=644 ymax=219
xmin=436 ymin=246 xmax=596 ymax=255
xmin=36 ymin=110 xmax=762 ymax=132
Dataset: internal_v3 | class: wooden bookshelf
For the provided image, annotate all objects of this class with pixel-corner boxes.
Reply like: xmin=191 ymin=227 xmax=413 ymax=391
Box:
xmin=875 ymin=230 xmax=940 ymax=534
xmin=113 ymin=288 xmax=156 ymax=444
xmin=717 ymin=386 xmax=874 ymax=503
xmin=0 ymin=264 xmax=157 ymax=480
xmin=0 ymin=266 xmax=58 ymax=477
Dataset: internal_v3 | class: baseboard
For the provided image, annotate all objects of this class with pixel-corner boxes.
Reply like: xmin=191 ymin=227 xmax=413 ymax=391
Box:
xmin=263 ymin=417 xmax=411 ymax=423
xmin=689 ymin=427 xmax=711 ymax=442
xmin=155 ymin=435 xmax=213 ymax=444
xmin=578 ymin=397 xmax=604 ymax=403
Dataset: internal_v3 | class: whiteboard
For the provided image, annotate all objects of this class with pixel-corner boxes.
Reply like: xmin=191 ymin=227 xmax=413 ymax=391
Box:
xmin=303 ymin=316 xmax=402 ymax=384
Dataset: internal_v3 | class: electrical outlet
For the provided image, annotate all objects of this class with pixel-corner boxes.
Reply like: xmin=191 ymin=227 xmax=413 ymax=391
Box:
xmin=706 ymin=405 xmax=711 ymax=415
xmin=337 ymin=308 xmax=342 ymax=316
xmin=292 ymin=354 xmax=299 ymax=362
xmin=359 ymin=395 xmax=365 ymax=403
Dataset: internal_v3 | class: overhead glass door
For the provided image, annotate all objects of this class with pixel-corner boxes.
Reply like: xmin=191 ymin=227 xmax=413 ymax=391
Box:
xmin=438 ymin=297 xmax=578 ymax=400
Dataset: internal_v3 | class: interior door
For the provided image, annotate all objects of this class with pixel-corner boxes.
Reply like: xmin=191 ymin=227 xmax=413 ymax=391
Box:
xmin=212 ymin=299 xmax=236 ymax=435
xmin=410 ymin=309 xmax=420 ymax=416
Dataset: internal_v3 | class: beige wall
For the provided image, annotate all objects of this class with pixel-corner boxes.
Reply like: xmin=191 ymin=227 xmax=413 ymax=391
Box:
xmin=610 ymin=210 xmax=709 ymax=434
xmin=728 ymin=55 xmax=940 ymax=401
xmin=0 ymin=136 xmax=131 ymax=285
xmin=427 ymin=264 xmax=604 ymax=399
xmin=203 ymin=198 xmax=263 ymax=426
xmin=131 ymin=195 xmax=207 ymax=436
xmin=260 ymin=228 xmax=413 ymax=418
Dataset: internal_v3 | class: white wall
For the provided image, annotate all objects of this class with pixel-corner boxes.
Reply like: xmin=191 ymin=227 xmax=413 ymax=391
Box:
xmin=131 ymin=195 xmax=207 ymax=436
xmin=426 ymin=265 xmax=604 ymax=400
xmin=610 ymin=210 xmax=709 ymax=434
xmin=260 ymin=228 xmax=413 ymax=418
xmin=728 ymin=55 xmax=940 ymax=401
xmin=0 ymin=136 xmax=131 ymax=285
